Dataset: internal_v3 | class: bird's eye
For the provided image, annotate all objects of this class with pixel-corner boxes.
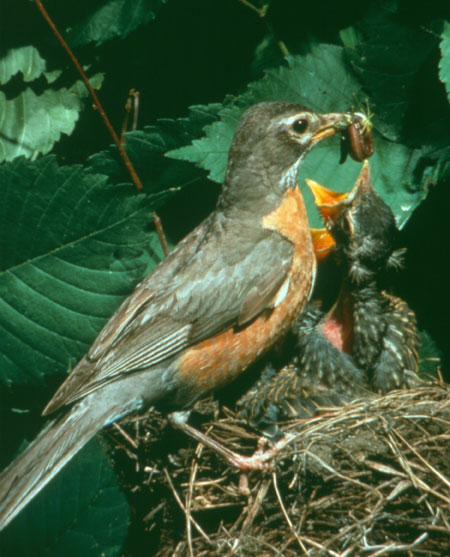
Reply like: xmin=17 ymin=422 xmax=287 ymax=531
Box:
xmin=292 ymin=119 xmax=309 ymax=133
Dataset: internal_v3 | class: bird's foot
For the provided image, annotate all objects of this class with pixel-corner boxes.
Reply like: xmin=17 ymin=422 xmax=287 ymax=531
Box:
xmin=168 ymin=411 xmax=295 ymax=472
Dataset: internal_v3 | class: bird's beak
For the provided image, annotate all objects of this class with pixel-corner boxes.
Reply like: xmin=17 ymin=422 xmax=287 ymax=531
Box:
xmin=307 ymin=161 xmax=373 ymax=221
xmin=348 ymin=160 xmax=374 ymax=198
xmin=310 ymin=113 xmax=350 ymax=143
xmin=310 ymin=228 xmax=335 ymax=261
xmin=306 ymin=179 xmax=349 ymax=206
xmin=306 ymin=178 xmax=349 ymax=220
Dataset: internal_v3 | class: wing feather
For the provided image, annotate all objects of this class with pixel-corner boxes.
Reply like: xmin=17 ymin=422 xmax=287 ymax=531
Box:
xmin=45 ymin=217 xmax=295 ymax=413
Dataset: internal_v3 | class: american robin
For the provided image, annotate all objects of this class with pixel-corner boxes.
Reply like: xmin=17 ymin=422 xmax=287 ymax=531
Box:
xmin=309 ymin=161 xmax=420 ymax=392
xmin=239 ymin=162 xmax=420 ymax=428
xmin=0 ymin=102 xmax=353 ymax=530
xmin=238 ymin=301 xmax=367 ymax=430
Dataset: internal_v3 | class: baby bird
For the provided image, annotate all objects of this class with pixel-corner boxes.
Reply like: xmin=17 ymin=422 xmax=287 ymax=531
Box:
xmin=239 ymin=162 xmax=420 ymax=428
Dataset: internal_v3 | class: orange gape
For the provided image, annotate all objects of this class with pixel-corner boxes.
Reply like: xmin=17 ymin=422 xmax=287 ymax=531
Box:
xmin=177 ymin=187 xmax=315 ymax=394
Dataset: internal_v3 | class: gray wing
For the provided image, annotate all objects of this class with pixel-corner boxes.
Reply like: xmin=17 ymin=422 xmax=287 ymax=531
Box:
xmin=44 ymin=216 xmax=295 ymax=413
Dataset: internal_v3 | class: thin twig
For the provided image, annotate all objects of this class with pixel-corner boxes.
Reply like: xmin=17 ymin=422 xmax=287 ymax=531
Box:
xmin=33 ymin=0 xmax=143 ymax=191
xmin=392 ymin=429 xmax=450 ymax=490
xmin=185 ymin=463 xmax=195 ymax=557
xmin=304 ymin=449 xmax=381 ymax=495
xmin=152 ymin=212 xmax=169 ymax=256
xmin=121 ymin=89 xmax=140 ymax=142
xmin=33 ymin=0 xmax=170 ymax=257
xmin=120 ymin=96 xmax=132 ymax=144
xmin=163 ymin=468 xmax=213 ymax=546
xmin=112 ymin=422 xmax=138 ymax=449
xmin=237 ymin=0 xmax=267 ymax=17
xmin=186 ymin=436 xmax=208 ymax=557
xmin=131 ymin=89 xmax=140 ymax=131
xmin=386 ymin=431 xmax=450 ymax=505
xmin=272 ymin=471 xmax=310 ymax=555
xmin=239 ymin=479 xmax=270 ymax=536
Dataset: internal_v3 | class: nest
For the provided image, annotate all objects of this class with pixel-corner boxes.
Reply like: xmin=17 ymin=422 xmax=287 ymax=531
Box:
xmin=108 ymin=380 xmax=450 ymax=556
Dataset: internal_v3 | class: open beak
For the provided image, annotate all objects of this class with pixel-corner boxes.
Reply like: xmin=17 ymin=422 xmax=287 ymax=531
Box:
xmin=348 ymin=160 xmax=374 ymax=197
xmin=306 ymin=161 xmax=373 ymax=221
xmin=310 ymin=228 xmax=335 ymax=261
xmin=306 ymin=179 xmax=349 ymax=206
xmin=306 ymin=178 xmax=350 ymax=220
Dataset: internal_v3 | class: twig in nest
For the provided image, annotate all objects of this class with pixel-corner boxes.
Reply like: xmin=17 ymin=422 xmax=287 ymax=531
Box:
xmin=163 ymin=467 xmax=213 ymax=547
xmin=392 ymin=428 xmax=450 ymax=490
xmin=112 ymin=421 xmax=139 ymax=449
xmin=186 ymin=440 xmax=208 ymax=557
xmin=272 ymin=471 xmax=310 ymax=555
xmin=238 ymin=479 xmax=270 ymax=537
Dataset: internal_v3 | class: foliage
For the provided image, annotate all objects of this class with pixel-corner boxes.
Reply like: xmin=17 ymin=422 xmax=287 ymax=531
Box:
xmin=0 ymin=44 xmax=104 ymax=161
xmin=0 ymin=440 xmax=130 ymax=557
xmin=0 ymin=1 xmax=449 ymax=555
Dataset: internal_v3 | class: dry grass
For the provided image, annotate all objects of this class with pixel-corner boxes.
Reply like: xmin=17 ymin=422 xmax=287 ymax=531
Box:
xmin=110 ymin=380 xmax=450 ymax=556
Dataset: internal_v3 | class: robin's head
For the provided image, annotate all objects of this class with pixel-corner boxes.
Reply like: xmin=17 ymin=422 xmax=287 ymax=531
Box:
xmin=220 ymin=102 xmax=350 ymax=211
xmin=307 ymin=162 xmax=403 ymax=283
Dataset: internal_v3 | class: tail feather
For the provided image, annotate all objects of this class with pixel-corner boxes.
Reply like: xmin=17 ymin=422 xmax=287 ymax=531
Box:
xmin=0 ymin=363 xmax=171 ymax=531
xmin=0 ymin=397 xmax=121 ymax=531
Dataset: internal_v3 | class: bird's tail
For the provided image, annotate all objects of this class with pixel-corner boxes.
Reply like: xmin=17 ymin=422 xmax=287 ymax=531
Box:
xmin=0 ymin=395 xmax=123 ymax=531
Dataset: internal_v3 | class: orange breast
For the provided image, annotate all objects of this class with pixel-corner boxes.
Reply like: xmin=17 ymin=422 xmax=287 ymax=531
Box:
xmin=177 ymin=187 xmax=315 ymax=396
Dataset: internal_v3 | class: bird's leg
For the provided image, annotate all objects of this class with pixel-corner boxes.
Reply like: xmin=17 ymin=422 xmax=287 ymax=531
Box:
xmin=168 ymin=411 xmax=294 ymax=472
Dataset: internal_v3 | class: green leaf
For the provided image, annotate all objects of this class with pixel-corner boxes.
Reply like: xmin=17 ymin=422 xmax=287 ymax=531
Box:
xmin=87 ymin=104 xmax=221 ymax=193
xmin=67 ymin=0 xmax=167 ymax=47
xmin=0 ymin=439 xmax=130 ymax=557
xmin=343 ymin=10 xmax=437 ymax=141
xmin=0 ymin=46 xmax=105 ymax=163
xmin=0 ymin=46 xmax=47 ymax=84
xmin=0 ymin=79 xmax=104 ymax=164
xmin=0 ymin=88 xmax=82 ymax=162
xmin=339 ymin=26 xmax=364 ymax=50
xmin=0 ymin=156 xmax=165 ymax=391
xmin=439 ymin=21 xmax=450 ymax=103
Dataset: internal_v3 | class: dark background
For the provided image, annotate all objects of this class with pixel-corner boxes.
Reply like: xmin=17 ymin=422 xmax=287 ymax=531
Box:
xmin=52 ymin=0 xmax=450 ymax=375
xmin=0 ymin=1 xmax=449 ymax=554
xmin=80 ymin=0 xmax=449 ymax=377
xmin=1 ymin=0 xmax=449 ymax=401
xmin=1 ymin=0 xmax=448 ymax=419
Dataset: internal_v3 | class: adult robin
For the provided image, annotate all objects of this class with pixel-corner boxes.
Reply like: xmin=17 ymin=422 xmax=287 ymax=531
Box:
xmin=237 ymin=301 xmax=368 ymax=430
xmin=0 ymin=102 xmax=354 ymax=530
xmin=239 ymin=162 xmax=420 ymax=428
